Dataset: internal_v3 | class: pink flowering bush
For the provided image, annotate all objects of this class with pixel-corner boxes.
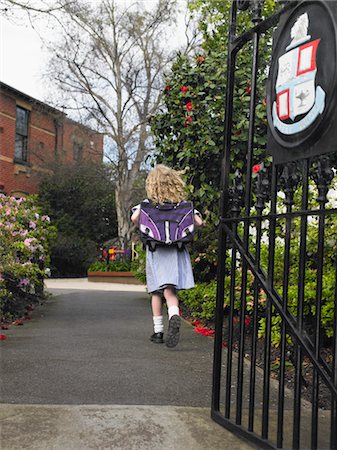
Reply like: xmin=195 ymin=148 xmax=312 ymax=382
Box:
xmin=0 ymin=194 xmax=56 ymax=320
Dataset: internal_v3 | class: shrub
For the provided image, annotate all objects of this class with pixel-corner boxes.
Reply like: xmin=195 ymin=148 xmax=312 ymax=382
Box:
xmin=0 ymin=194 xmax=56 ymax=319
xmin=38 ymin=162 xmax=118 ymax=276
xmin=179 ymin=281 xmax=217 ymax=323
xmin=50 ymin=234 xmax=98 ymax=277
xmin=88 ymin=259 xmax=132 ymax=272
xmin=131 ymin=246 xmax=146 ymax=284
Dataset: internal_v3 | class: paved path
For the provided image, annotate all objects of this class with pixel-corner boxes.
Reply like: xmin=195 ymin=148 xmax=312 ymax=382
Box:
xmin=0 ymin=279 xmax=255 ymax=450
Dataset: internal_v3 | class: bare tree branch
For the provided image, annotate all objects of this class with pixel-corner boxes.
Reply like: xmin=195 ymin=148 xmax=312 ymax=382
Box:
xmin=7 ymin=0 xmax=198 ymax=245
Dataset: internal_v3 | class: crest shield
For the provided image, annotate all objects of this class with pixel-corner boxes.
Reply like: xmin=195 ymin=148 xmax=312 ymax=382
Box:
xmin=272 ymin=14 xmax=326 ymax=136
xmin=267 ymin=2 xmax=337 ymax=164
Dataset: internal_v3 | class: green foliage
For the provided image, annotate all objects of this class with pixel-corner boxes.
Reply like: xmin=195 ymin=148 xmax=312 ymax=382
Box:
xmin=0 ymin=194 xmax=56 ymax=319
xmin=38 ymin=162 xmax=118 ymax=276
xmin=178 ymin=281 xmax=217 ymax=322
xmin=177 ymin=173 xmax=337 ymax=346
xmin=148 ymin=0 xmax=336 ymax=349
xmin=88 ymin=259 xmax=132 ymax=272
xmin=131 ymin=246 xmax=147 ymax=284
xmin=150 ymin=0 xmax=278 ymax=282
xmin=257 ymin=194 xmax=337 ymax=345
xmin=151 ymin=51 xmax=224 ymax=222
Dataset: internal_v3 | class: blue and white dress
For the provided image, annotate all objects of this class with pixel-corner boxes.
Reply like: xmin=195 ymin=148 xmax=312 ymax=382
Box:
xmin=132 ymin=202 xmax=196 ymax=294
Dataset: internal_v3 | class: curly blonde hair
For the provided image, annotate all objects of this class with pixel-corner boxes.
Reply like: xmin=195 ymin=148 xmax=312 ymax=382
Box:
xmin=146 ymin=164 xmax=186 ymax=204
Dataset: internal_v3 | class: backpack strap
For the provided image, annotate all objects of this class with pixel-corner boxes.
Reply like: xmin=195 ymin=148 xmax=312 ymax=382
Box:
xmin=148 ymin=241 xmax=157 ymax=252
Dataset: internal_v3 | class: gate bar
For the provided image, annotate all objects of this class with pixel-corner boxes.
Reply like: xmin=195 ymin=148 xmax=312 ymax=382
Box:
xmin=220 ymin=207 xmax=337 ymax=224
xmin=331 ymin=260 xmax=337 ymax=449
xmin=222 ymin=222 xmax=337 ymax=398
xmin=311 ymin=182 xmax=329 ymax=449
xmin=230 ymin=1 xmax=297 ymax=52
xmin=211 ymin=0 xmax=238 ymax=414
xmin=292 ymin=158 xmax=310 ymax=449
xmin=225 ymin=233 xmax=238 ymax=418
xmin=278 ymin=164 xmax=298 ymax=447
xmin=236 ymin=27 xmax=261 ymax=426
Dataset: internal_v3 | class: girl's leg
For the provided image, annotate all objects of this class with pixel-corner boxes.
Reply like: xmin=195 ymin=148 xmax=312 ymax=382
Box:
xmin=163 ymin=287 xmax=181 ymax=348
xmin=151 ymin=293 xmax=163 ymax=317
xmin=163 ymin=287 xmax=180 ymax=319
xmin=150 ymin=293 xmax=164 ymax=343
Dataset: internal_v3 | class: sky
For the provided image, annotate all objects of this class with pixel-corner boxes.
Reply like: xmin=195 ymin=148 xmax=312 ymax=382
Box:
xmin=0 ymin=17 xmax=50 ymax=102
xmin=0 ymin=1 xmax=194 ymax=106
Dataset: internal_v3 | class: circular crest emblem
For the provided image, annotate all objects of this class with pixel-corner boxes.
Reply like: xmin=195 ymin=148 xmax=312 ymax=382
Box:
xmin=267 ymin=1 xmax=337 ymax=151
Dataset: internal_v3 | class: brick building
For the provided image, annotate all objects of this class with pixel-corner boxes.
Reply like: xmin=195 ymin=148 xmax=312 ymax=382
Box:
xmin=0 ymin=82 xmax=103 ymax=196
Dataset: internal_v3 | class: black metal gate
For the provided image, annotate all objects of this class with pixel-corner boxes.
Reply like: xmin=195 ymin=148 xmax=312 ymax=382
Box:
xmin=211 ymin=1 xmax=337 ymax=449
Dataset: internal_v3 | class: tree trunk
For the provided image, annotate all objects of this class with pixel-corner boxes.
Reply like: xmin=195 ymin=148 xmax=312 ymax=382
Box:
xmin=115 ymin=182 xmax=133 ymax=249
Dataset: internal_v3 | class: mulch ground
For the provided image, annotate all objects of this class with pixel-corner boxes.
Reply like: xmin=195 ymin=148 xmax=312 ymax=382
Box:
xmin=181 ymin=305 xmax=333 ymax=411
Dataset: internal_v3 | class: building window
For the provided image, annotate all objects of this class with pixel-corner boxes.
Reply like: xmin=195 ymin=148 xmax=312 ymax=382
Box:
xmin=73 ymin=142 xmax=83 ymax=161
xmin=15 ymin=106 xmax=29 ymax=162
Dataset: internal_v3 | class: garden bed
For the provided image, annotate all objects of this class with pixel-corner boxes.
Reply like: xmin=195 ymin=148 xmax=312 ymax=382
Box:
xmin=180 ymin=303 xmax=333 ymax=411
xmin=87 ymin=271 xmax=143 ymax=285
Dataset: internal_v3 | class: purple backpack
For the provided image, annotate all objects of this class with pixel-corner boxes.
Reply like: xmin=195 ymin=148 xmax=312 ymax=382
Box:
xmin=139 ymin=201 xmax=194 ymax=251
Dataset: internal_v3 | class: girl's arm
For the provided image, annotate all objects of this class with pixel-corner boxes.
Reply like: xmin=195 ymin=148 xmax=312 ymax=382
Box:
xmin=131 ymin=205 xmax=140 ymax=225
xmin=194 ymin=210 xmax=203 ymax=227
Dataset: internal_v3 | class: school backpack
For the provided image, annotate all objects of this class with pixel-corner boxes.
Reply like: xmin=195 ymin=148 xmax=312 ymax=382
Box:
xmin=139 ymin=200 xmax=194 ymax=251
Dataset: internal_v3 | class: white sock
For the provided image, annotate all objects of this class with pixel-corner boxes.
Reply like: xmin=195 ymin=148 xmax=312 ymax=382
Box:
xmin=153 ymin=315 xmax=164 ymax=333
xmin=168 ymin=305 xmax=180 ymax=320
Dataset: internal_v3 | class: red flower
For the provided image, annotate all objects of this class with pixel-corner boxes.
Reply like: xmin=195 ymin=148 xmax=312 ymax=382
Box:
xmin=0 ymin=334 xmax=7 ymax=341
xmin=196 ymin=55 xmax=206 ymax=64
xmin=13 ymin=320 xmax=23 ymax=326
xmin=253 ymin=164 xmax=261 ymax=174
xmin=194 ymin=327 xmax=215 ymax=337
xmin=24 ymin=316 xmax=32 ymax=321
xmin=1 ymin=325 xmax=9 ymax=330
xmin=183 ymin=116 xmax=193 ymax=126
xmin=180 ymin=86 xmax=188 ymax=93
xmin=245 ymin=316 xmax=252 ymax=326
xmin=244 ymin=82 xmax=251 ymax=93
xmin=192 ymin=319 xmax=203 ymax=327
xmin=185 ymin=101 xmax=193 ymax=112
xmin=222 ymin=341 xmax=228 ymax=348
xmin=164 ymin=85 xmax=171 ymax=92
xmin=25 ymin=305 xmax=33 ymax=311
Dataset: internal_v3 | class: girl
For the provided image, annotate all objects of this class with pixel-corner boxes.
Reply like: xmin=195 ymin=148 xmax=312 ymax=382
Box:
xmin=131 ymin=165 xmax=203 ymax=348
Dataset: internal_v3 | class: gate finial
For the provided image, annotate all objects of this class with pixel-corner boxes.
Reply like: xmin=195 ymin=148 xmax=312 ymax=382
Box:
xmin=255 ymin=167 xmax=270 ymax=212
xmin=229 ymin=170 xmax=244 ymax=217
xmin=312 ymin=156 xmax=334 ymax=205
xmin=279 ymin=162 xmax=300 ymax=206
xmin=237 ymin=0 xmax=265 ymax=23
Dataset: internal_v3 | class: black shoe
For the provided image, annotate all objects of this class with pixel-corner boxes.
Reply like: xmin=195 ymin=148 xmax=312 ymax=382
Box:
xmin=166 ymin=315 xmax=181 ymax=348
xmin=150 ymin=332 xmax=164 ymax=344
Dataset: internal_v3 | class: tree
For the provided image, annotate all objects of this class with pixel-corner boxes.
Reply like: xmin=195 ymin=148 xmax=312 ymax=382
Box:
xmin=42 ymin=0 xmax=196 ymax=247
xmin=150 ymin=0 xmax=278 ymax=281
xmin=1 ymin=0 xmax=71 ymax=21
xmin=151 ymin=0 xmax=279 ymax=215
xmin=38 ymin=162 xmax=118 ymax=276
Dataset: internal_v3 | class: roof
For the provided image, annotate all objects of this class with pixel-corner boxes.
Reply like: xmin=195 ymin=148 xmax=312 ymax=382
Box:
xmin=0 ymin=81 xmax=104 ymax=135
xmin=0 ymin=81 xmax=62 ymax=115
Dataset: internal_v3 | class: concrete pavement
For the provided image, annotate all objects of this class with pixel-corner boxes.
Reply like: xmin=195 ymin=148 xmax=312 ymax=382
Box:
xmin=0 ymin=278 xmax=256 ymax=450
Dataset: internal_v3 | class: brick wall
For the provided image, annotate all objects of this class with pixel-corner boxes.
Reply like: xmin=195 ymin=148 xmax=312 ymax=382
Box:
xmin=0 ymin=83 xmax=103 ymax=196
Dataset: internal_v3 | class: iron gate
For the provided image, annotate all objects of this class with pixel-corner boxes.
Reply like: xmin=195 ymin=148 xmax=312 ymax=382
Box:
xmin=211 ymin=1 xmax=337 ymax=449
